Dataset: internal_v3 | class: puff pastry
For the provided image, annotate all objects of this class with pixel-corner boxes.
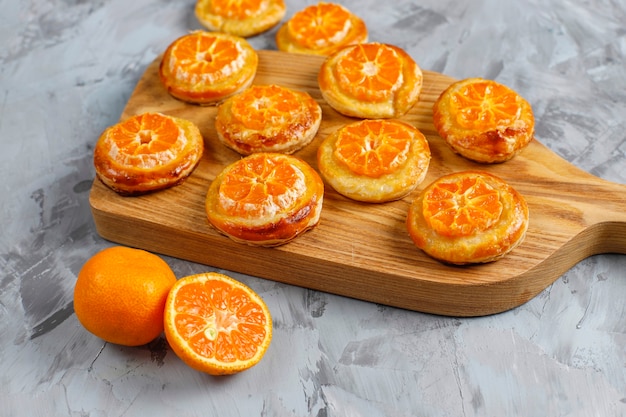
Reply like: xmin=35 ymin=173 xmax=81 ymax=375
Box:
xmin=317 ymin=119 xmax=431 ymax=202
xmin=195 ymin=0 xmax=286 ymax=38
xmin=215 ymin=84 xmax=322 ymax=155
xmin=275 ymin=2 xmax=367 ymax=56
xmin=206 ymin=153 xmax=324 ymax=246
xmin=318 ymin=42 xmax=423 ymax=118
xmin=159 ymin=31 xmax=258 ymax=105
xmin=433 ymin=78 xmax=535 ymax=163
xmin=94 ymin=112 xmax=204 ymax=195
xmin=406 ymin=170 xmax=529 ymax=264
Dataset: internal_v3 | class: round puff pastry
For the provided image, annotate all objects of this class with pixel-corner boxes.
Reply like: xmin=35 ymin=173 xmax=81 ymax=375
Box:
xmin=195 ymin=0 xmax=286 ymax=38
xmin=275 ymin=2 xmax=367 ymax=56
xmin=317 ymin=119 xmax=431 ymax=203
xmin=206 ymin=153 xmax=324 ymax=247
xmin=406 ymin=170 xmax=529 ymax=265
xmin=94 ymin=112 xmax=204 ymax=195
xmin=433 ymin=77 xmax=535 ymax=163
xmin=159 ymin=31 xmax=258 ymax=105
xmin=215 ymin=84 xmax=322 ymax=155
xmin=318 ymin=42 xmax=423 ymax=119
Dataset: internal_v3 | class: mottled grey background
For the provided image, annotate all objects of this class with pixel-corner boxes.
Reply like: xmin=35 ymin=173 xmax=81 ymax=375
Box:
xmin=1 ymin=0 xmax=625 ymax=416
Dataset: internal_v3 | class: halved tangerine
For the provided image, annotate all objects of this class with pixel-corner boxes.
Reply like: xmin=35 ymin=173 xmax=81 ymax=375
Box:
xmin=93 ymin=112 xmax=204 ymax=195
xmin=195 ymin=0 xmax=286 ymax=38
xmin=433 ymin=78 xmax=535 ymax=163
xmin=164 ymin=272 xmax=272 ymax=375
xmin=276 ymin=2 xmax=368 ymax=56
xmin=159 ymin=31 xmax=258 ymax=105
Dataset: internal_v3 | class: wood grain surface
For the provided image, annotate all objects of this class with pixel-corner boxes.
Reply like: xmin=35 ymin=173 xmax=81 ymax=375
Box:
xmin=89 ymin=50 xmax=626 ymax=316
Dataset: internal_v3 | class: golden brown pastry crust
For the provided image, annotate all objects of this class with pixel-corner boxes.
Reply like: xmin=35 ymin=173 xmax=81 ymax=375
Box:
xmin=433 ymin=78 xmax=535 ymax=163
xmin=94 ymin=112 xmax=204 ymax=195
xmin=317 ymin=119 xmax=431 ymax=203
xmin=275 ymin=2 xmax=367 ymax=56
xmin=406 ymin=170 xmax=529 ymax=264
xmin=195 ymin=0 xmax=286 ymax=38
xmin=206 ymin=153 xmax=324 ymax=246
xmin=318 ymin=43 xmax=423 ymax=118
xmin=215 ymin=84 xmax=322 ymax=155
xmin=159 ymin=31 xmax=258 ymax=106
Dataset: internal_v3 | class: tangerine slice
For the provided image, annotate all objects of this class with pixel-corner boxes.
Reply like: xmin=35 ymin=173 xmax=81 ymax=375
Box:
xmin=93 ymin=112 xmax=204 ymax=195
xmin=318 ymin=43 xmax=423 ymax=118
xmin=317 ymin=119 xmax=431 ymax=203
xmin=195 ymin=0 xmax=286 ymax=38
xmin=406 ymin=171 xmax=529 ymax=264
xmin=206 ymin=153 xmax=324 ymax=246
xmin=215 ymin=84 xmax=322 ymax=155
xmin=276 ymin=2 xmax=368 ymax=56
xmin=433 ymin=78 xmax=535 ymax=163
xmin=164 ymin=272 xmax=272 ymax=375
xmin=159 ymin=31 xmax=258 ymax=105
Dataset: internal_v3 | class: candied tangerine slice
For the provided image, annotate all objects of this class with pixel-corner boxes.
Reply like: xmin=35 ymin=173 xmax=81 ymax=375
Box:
xmin=218 ymin=154 xmax=306 ymax=218
xmin=423 ymin=175 xmax=503 ymax=237
xmin=334 ymin=119 xmax=412 ymax=178
xmin=209 ymin=0 xmax=267 ymax=19
xmin=451 ymin=80 xmax=523 ymax=129
xmin=230 ymin=85 xmax=304 ymax=131
xmin=335 ymin=43 xmax=402 ymax=102
xmin=287 ymin=3 xmax=353 ymax=50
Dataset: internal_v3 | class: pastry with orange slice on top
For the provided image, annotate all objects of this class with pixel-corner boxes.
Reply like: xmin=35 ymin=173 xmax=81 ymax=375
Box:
xmin=275 ymin=2 xmax=367 ymax=56
xmin=159 ymin=31 xmax=258 ymax=105
xmin=406 ymin=170 xmax=529 ymax=265
xmin=195 ymin=0 xmax=286 ymax=38
xmin=206 ymin=153 xmax=324 ymax=247
xmin=215 ymin=84 xmax=322 ymax=155
xmin=94 ymin=112 xmax=204 ymax=195
xmin=317 ymin=119 xmax=431 ymax=203
xmin=318 ymin=42 xmax=423 ymax=119
xmin=433 ymin=77 xmax=535 ymax=163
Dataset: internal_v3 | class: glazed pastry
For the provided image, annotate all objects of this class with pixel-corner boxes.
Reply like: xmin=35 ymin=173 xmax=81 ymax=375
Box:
xmin=195 ymin=0 xmax=286 ymax=38
xmin=215 ymin=84 xmax=322 ymax=155
xmin=205 ymin=153 xmax=324 ymax=246
xmin=275 ymin=2 xmax=367 ymax=56
xmin=159 ymin=31 xmax=258 ymax=105
xmin=317 ymin=119 xmax=431 ymax=203
xmin=406 ymin=170 xmax=529 ymax=264
xmin=94 ymin=112 xmax=204 ymax=195
xmin=433 ymin=77 xmax=535 ymax=163
xmin=318 ymin=42 xmax=423 ymax=118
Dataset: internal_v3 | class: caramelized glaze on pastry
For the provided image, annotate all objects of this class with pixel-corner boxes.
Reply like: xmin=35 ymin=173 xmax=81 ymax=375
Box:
xmin=275 ymin=2 xmax=367 ymax=56
xmin=206 ymin=153 xmax=324 ymax=246
xmin=406 ymin=170 xmax=529 ymax=264
xmin=195 ymin=0 xmax=286 ymax=38
xmin=317 ymin=119 xmax=431 ymax=202
xmin=159 ymin=31 xmax=258 ymax=105
xmin=94 ymin=112 xmax=204 ymax=195
xmin=318 ymin=42 xmax=423 ymax=118
xmin=433 ymin=78 xmax=535 ymax=163
xmin=215 ymin=84 xmax=322 ymax=155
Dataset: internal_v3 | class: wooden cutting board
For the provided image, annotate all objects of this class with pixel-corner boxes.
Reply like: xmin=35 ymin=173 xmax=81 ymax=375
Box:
xmin=89 ymin=50 xmax=626 ymax=317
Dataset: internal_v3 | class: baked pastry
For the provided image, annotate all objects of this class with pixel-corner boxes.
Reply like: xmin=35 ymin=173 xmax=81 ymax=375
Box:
xmin=318 ymin=42 xmax=423 ymax=118
xmin=406 ymin=170 xmax=529 ymax=264
xmin=159 ymin=31 xmax=258 ymax=105
xmin=195 ymin=0 xmax=286 ymax=38
xmin=206 ymin=153 xmax=324 ymax=246
xmin=94 ymin=112 xmax=204 ymax=195
xmin=215 ymin=84 xmax=322 ymax=155
xmin=275 ymin=2 xmax=367 ymax=56
xmin=433 ymin=77 xmax=535 ymax=163
xmin=317 ymin=119 xmax=431 ymax=202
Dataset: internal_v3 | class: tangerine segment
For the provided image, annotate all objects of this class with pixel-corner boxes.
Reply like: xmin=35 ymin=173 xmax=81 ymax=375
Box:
xmin=206 ymin=153 xmax=324 ymax=246
xmin=451 ymin=80 xmax=523 ymax=129
xmin=195 ymin=0 xmax=285 ymax=38
xmin=93 ymin=112 xmax=204 ymax=195
xmin=164 ymin=272 xmax=272 ymax=375
xmin=159 ymin=31 xmax=258 ymax=105
xmin=215 ymin=84 xmax=322 ymax=155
